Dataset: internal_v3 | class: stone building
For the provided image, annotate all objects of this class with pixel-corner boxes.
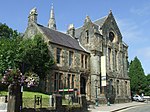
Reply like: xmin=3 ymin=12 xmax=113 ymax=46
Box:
xmin=24 ymin=6 xmax=131 ymax=103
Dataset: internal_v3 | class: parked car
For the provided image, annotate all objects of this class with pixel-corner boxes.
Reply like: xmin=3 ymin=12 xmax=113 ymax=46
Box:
xmin=133 ymin=95 xmax=145 ymax=102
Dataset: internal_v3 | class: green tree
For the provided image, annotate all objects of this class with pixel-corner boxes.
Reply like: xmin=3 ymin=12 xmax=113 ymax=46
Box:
xmin=18 ymin=35 xmax=54 ymax=79
xmin=145 ymin=74 xmax=150 ymax=95
xmin=0 ymin=23 xmax=18 ymax=38
xmin=128 ymin=56 xmax=146 ymax=95
xmin=0 ymin=37 xmax=22 ymax=73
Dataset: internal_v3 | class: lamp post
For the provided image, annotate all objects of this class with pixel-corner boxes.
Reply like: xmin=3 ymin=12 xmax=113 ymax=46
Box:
xmin=95 ymin=79 xmax=98 ymax=106
xmin=107 ymin=80 xmax=110 ymax=106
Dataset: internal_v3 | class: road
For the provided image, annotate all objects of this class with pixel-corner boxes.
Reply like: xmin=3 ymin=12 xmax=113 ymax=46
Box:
xmin=0 ymin=103 xmax=7 ymax=112
xmin=120 ymin=104 xmax=150 ymax=112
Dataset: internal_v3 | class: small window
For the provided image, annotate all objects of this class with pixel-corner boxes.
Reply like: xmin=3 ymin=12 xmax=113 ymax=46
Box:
xmin=109 ymin=32 xmax=114 ymax=42
xmin=117 ymin=80 xmax=119 ymax=95
xmin=69 ymin=51 xmax=74 ymax=66
xmin=56 ymin=48 xmax=61 ymax=64
xmin=86 ymin=30 xmax=89 ymax=43
xmin=85 ymin=55 xmax=88 ymax=69
xmin=68 ymin=74 xmax=71 ymax=89
xmin=72 ymin=75 xmax=75 ymax=88
xmin=81 ymin=54 xmax=84 ymax=68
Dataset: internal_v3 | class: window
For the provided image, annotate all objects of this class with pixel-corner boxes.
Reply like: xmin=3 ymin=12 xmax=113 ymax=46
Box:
xmin=69 ymin=51 xmax=73 ymax=66
xmin=125 ymin=81 xmax=127 ymax=95
xmin=85 ymin=55 xmax=88 ymax=69
xmin=108 ymin=48 xmax=111 ymax=69
xmin=67 ymin=74 xmax=71 ymax=89
xmin=54 ymin=73 xmax=64 ymax=93
xmin=117 ymin=80 xmax=119 ymax=95
xmin=122 ymin=53 xmax=125 ymax=74
xmin=86 ymin=30 xmax=89 ymax=43
xmin=59 ymin=73 xmax=63 ymax=89
xmin=56 ymin=48 xmax=61 ymax=64
xmin=109 ymin=32 xmax=114 ymax=42
xmin=115 ymin=50 xmax=118 ymax=70
xmin=72 ymin=75 xmax=75 ymax=88
xmin=81 ymin=54 xmax=84 ymax=68
xmin=54 ymin=72 xmax=59 ymax=92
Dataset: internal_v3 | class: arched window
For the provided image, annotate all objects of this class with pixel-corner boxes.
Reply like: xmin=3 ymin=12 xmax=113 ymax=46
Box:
xmin=117 ymin=80 xmax=119 ymax=95
xmin=109 ymin=32 xmax=115 ymax=42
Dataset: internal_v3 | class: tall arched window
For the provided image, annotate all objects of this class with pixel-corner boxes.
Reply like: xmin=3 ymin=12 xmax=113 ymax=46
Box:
xmin=117 ymin=80 xmax=119 ymax=95
xmin=109 ymin=32 xmax=115 ymax=42
xmin=86 ymin=30 xmax=89 ymax=43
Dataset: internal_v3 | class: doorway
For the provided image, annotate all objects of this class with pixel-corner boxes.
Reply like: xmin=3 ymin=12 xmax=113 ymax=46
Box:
xmin=80 ymin=76 xmax=86 ymax=94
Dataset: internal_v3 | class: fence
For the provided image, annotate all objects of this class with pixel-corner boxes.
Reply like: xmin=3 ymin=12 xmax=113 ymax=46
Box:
xmin=22 ymin=94 xmax=87 ymax=112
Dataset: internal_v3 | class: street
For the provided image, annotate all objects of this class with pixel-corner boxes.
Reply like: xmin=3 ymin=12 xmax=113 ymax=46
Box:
xmin=120 ymin=104 xmax=150 ymax=112
xmin=0 ymin=103 xmax=7 ymax=112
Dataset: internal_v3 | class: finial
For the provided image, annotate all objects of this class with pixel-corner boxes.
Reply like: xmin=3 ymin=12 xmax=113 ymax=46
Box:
xmin=28 ymin=7 xmax=38 ymax=23
xmin=84 ymin=15 xmax=91 ymax=24
xmin=48 ymin=3 xmax=57 ymax=30
xmin=109 ymin=9 xmax=112 ymax=14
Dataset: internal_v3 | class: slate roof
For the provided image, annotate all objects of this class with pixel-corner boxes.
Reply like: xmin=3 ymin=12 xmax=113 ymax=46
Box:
xmin=93 ymin=16 xmax=108 ymax=27
xmin=37 ymin=24 xmax=86 ymax=52
xmin=75 ymin=16 xmax=108 ymax=38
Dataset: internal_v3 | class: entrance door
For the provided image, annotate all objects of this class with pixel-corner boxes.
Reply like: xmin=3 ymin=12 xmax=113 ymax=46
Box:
xmin=80 ymin=77 xmax=86 ymax=94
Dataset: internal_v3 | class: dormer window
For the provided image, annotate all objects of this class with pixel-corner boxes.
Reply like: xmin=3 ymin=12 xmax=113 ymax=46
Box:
xmin=86 ymin=30 xmax=89 ymax=43
xmin=109 ymin=32 xmax=114 ymax=42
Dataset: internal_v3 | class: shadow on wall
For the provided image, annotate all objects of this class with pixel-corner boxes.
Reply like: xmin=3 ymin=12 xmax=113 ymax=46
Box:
xmin=105 ymin=85 xmax=116 ymax=104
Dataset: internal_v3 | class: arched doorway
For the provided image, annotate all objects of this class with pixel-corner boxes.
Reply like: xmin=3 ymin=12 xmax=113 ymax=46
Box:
xmin=80 ymin=76 xmax=86 ymax=94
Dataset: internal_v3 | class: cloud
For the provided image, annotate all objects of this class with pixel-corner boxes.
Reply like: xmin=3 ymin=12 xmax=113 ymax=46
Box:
xmin=130 ymin=3 xmax=150 ymax=16
xmin=116 ymin=18 xmax=144 ymax=44
xmin=137 ymin=47 xmax=150 ymax=59
xmin=116 ymin=17 xmax=150 ymax=74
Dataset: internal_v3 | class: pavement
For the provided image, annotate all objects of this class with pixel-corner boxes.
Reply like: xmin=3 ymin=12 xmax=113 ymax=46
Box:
xmin=0 ymin=101 xmax=148 ymax=112
xmin=0 ymin=102 xmax=7 ymax=112
xmin=88 ymin=101 xmax=148 ymax=112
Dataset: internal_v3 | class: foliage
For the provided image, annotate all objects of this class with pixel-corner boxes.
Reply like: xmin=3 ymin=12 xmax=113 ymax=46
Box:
xmin=0 ymin=37 xmax=22 ymax=73
xmin=144 ymin=74 xmax=150 ymax=95
xmin=24 ymin=72 xmax=39 ymax=87
xmin=128 ymin=57 xmax=146 ymax=94
xmin=0 ymin=34 xmax=54 ymax=80
xmin=18 ymin=35 xmax=54 ymax=79
xmin=0 ymin=23 xmax=18 ymax=38
xmin=1 ymin=68 xmax=39 ymax=87
xmin=1 ymin=68 xmax=23 ymax=85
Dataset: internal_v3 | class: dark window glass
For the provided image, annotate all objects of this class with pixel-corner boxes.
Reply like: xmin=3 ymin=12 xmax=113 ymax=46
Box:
xmin=69 ymin=51 xmax=73 ymax=66
xmin=109 ymin=32 xmax=114 ymax=42
xmin=56 ymin=48 xmax=61 ymax=64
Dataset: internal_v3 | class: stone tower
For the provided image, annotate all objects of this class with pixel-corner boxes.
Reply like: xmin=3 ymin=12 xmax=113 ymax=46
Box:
xmin=48 ymin=4 xmax=57 ymax=30
xmin=28 ymin=7 xmax=38 ymax=24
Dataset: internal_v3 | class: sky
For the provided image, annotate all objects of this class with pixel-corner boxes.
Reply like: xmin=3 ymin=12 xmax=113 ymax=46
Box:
xmin=0 ymin=0 xmax=150 ymax=74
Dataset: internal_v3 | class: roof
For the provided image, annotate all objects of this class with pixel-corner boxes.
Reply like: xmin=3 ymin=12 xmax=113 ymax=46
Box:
xmin=75 ymin=16 xmax=108 ymax=38
xmin=93 ymin=16 xmax=108 ymax=27
xmin=37 ymin=24 xmax=87 ymax=52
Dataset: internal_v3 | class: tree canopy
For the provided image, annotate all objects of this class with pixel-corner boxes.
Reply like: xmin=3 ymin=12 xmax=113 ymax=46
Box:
xmin=0 ymin=23 xmax=18 ymax=38
xmin=0 ymin=23 xmax=54 ymax=80
xmin=128 ymin=56 xmax=146 ymax=94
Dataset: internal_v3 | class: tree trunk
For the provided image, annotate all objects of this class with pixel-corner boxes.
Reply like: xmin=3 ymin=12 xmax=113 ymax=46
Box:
xmin=7 ymin=84 xmax=22 ymax=112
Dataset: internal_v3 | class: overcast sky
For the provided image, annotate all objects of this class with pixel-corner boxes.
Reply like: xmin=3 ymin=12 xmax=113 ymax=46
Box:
xmin=1 ymin=0 xmax=150 ymax=74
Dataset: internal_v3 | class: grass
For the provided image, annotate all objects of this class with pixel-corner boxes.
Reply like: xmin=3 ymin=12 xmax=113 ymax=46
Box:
xmin=0 ymin=90 xmax=78 ymax=108
xmin=0 ymin=91 xmax=8 ymax=96
xmin=0 ymin=90 xmax=49 ymax=98
xmin=23 ymin=91 xmax=49 ymax=99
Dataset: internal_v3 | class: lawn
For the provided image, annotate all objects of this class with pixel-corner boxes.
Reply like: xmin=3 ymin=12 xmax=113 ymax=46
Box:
xmin=0 ymin=90 xmax=73 ymax=108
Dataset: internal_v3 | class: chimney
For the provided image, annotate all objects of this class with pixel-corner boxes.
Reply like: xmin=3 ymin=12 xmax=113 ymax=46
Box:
xmin=28 ymin=7 xmax=38 ymax=24
xmin=67 ymin=24 xmax=75 ymax=37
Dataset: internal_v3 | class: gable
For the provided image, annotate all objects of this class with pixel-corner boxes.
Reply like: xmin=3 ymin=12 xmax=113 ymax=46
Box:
xmin=101 ymin=12 xmax=123 ymax=43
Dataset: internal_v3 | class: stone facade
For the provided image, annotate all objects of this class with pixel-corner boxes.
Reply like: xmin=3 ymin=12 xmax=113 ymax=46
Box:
xmin=24 ymin=7 xmax=131 ymax=104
